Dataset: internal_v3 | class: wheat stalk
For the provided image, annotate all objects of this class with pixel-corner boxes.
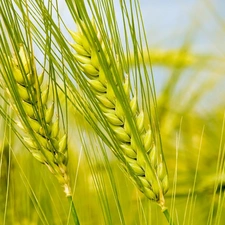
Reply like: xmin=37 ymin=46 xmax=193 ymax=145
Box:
xmin=1 ymin=45 xmax=71 ymax=196
xmin=70 ymin=19 xmax=169 ymax=207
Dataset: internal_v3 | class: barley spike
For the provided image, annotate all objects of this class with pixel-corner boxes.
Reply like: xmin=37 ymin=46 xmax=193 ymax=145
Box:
xmin=70 ymin=20 xmax=169 ymax=206
xmin=1 ymin=45 xmax=71 ymax=196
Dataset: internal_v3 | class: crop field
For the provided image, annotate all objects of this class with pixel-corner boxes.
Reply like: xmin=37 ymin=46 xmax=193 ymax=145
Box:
xmin=0 ymin=1 xmax=225 ymax=225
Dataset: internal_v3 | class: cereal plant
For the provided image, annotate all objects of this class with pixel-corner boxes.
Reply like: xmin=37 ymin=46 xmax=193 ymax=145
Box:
xmin=0 ymin=0 xmax=225 ymax=225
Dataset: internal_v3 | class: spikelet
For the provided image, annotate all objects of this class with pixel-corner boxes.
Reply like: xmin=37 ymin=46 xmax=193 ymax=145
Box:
xmin=70 ymin=21 xmax=169 ymax=206
xmin=1 ymin=45 xmax=71 ymax=196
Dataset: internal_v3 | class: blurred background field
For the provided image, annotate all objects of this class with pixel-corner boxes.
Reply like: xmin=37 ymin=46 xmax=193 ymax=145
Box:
xmin=1 ymin=0 xmax=225 ymax=224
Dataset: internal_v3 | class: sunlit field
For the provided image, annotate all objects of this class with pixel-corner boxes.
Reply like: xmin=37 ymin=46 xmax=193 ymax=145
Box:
xmin=0 ymin=1 xmax=225 ymax=224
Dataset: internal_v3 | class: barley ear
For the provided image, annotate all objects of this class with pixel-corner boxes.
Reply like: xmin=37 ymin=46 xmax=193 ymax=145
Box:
xmin=70 ymin=19 xmax=169 ymax=206
xmin=1 ymin=45 xmax=71 ymax=196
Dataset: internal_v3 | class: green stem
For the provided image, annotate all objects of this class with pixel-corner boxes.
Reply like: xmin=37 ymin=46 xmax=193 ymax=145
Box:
xmin=67 ymin=196 xmax=80 ymax=225
xmin=162 ymin=207 xmax=174 ymax=225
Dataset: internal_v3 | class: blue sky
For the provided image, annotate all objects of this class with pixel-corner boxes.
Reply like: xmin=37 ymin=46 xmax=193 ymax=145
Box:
xmin=139 ymin=1 xmax=225 ymax=54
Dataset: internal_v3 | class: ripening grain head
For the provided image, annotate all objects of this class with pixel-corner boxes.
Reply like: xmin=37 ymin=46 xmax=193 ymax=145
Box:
xmin=70 ymin=19 xmax=169 ymax=206
xmin=0 ymin=45 xmax=71 ymax=196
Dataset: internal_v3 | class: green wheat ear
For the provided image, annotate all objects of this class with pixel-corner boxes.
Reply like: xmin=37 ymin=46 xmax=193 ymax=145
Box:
xmin=1 ymin=45 xmax=71 ymax=196
xmin=70 ymin=19 xmax=169 ymax=207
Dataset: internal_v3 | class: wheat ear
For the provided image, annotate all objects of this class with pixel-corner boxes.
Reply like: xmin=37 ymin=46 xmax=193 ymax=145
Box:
xmin=2 ymin=45 xmax=70 ymax=196
xmin=70 ymin=20 xmax=169 ymax=206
